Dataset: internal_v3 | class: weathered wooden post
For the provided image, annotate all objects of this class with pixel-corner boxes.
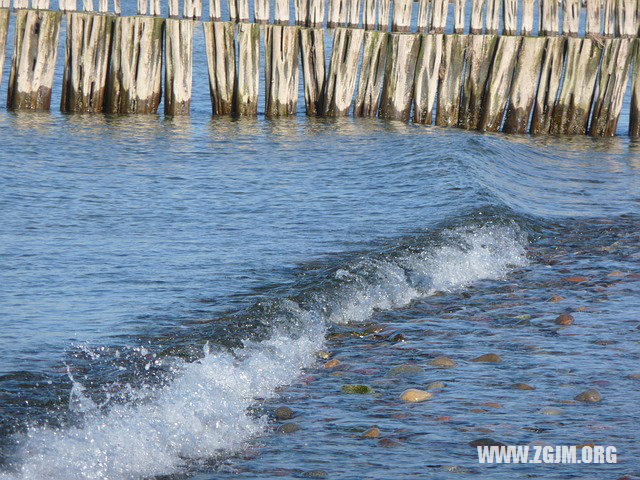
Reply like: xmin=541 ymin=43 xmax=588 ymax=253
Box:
xmin=61 ymin=12 xmax=114 ymax=113
xmin=209 ymin=0 xmax=221 ymax=20
xmin=586 ymin=0 xmax=601 ymax=36
xmin=168 ymin=0 xmax=178 ymax=17
xmin=430 ymin=0 xmax=448 ymax=33
xmin=562 ymin=0 xmax=581 ymax=36
xmin=254 ymin=0 xmax=268 ymax=22
xmin=164 ymin=18 xmax=193 ymax=115
xmin=203 ymin=21 xmax=235 ymax=114
xmin=485 ymin=0 xmax=500 ymax=33
xmin=453 ymin=0 xmax=465 ymax=33
xmin=521 ymin=0 xmax=534 ymax=34
xmin=503 ymin=0 xmax=517 ymax=34
xmin=83 ymin=0 xmax=93 ymax=11
xmin=436 ymin=34 xmax=465 ymax=127
xmin=391 ymin=0 xmax=411 ymax=32
xmin=0 ymin=7 xmax=9 ymax=88
xmin=416 ymin=0 xmax=428 ymax=31
xmin=347 ymin=0 xmax=360 ymax=27
xmin=539 ymin=0 xmax=559 ymax=35
xmin=630 ymin=39 xmax=640 ymax=136
xmin=478 ymin=35 xmax=520 ymax=131
xmin=300 ymin=27 xmax=326 ymax=115
xmin=183 ymin=0 xmax=202 ymax=20
xmin=550 ymin=37 xmax=602 ymax=134
xmin=274 ymin=0 xmax=290 ymax=24
xmin=470 ymin=0 xmax=485 ymax=34
xmin=236 ymin=22 xmax=259 ymax=115
xmin=378 ymin=0 xmax=390 ymax=30
xmin=7 ymin=10 xmax=62 ymax=110
xmin=589 ymin=38 xmax=633 ymax=136
xmin=99 ymin=0 xmax=109 ymax=13
xmin=530 ymin=37 xmax=564 ymax=134
xmin=113 ymin=0 xmax=120 ymax=15
xmin=105 ymin=16 xmax=164 ymax=114
xmin=616 ymin=0 xmax=636 ymax=36
xmin=265 ymin=25 xmax=299 ymax=115
xmin=323 ymin=27 xmax=363 ymax=115
xmin=459 ymin=34 xmax=497 ymax=129
xmin=307 ymin=0 xmax=325 ymax=26
xmin=379 ymin=32 xmax=419 ymax=121
xmin=503 ymin=36 xmax=546 ymax=133
xmin=295 ymin=0 xmax=308 ymax=25
xmin=413 ymin=33 xmax=443 ymax=124
xmin=137 ymin=0 xmax=147 ymax=15
xmin=327 ymin=0 xmax=347 ymax=27
xmin=363 ymin=0 xmax=376 ymax=29
xmin=228 ymin=0 xmax=249 ymax=22
xmin=354 ymin=30 xmax=387 ymax=116
xmin=603 ymin=0 xmax=615 ymax=36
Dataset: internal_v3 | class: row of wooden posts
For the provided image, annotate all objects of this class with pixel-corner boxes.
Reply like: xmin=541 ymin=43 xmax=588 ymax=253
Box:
xmin=0 ymin=8 xmax=640 ymax=136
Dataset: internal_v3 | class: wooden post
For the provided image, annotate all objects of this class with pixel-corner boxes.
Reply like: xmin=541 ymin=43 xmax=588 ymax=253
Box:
xmin=137 ymin=0 xmax=147 ymax=15
xmin=586 ymin=0 xmax=601 ymax=36
xmin=235 ymin=22 xmax=259 ymax=115
xmin=453 ymin=0 xmax=465 ymax=33
xmin=379 ymin=32 xmax=419 ymax=121
xmin=354 ymin=30 xmax=387 ymax=116
xmin=503 ymin=36 xmax=546 ymax=133
xmin=113 ymin=0 xmax=120 ymax=15
xmin=459 ymin=34 xmax=498 ymax=129
xmin=105 ymin=16 xmax=164 ymax=114
xmin=83 ymin=0 xmax=93 ymax=11
xmin=164 ymin=18 xmax=193 ymax=115
xmin=562 ymin=0 xmax=581 ymax=36
xmin=521 ymin=0 xmax=534 ymax=34
xmin=347 ymin=0 xmax=361 ymax=27
xmin=478 ymin=35 xmax=520 ymax=131
xmin=300 ymin=27 xmax=326 ymax=115
xmin=550 ymin=37 xmax=602 ymax=134
xmin=539 ymin=0 xmax=559 ymax=35
xmin=417 ymin=0 xmax=428 ymax=31
xmin=603 ymin=0 xmax=615 ymax=36
xmin=61 ymin=13 xmax=113 ymax=113
xmin=378 ymin=0 xmax=390 ymax=30
xmin=530 ymin=37 xmax=565 ymax=134
xmin=391 ymin=0 xmax=411 ymax=32
xmin=431 ymin=0 xmax=448 ymax=33
xmin=100 ymin=0 xmax=109 ymax=12
xmin=210 ymin=0 xmax=221 ymax=20
xmin=503 ymin=0 xmax=517 ymax=34
xmin=0 ymin=8 xmax=8 ymax=89
xmin=203 ymin=21 xmax=235 ymax=115
xmin=436 ymin=33 xmax=465 ymax=126
xmin=323 ymin=27 xmax=364 ymax=115
xmin=294 ymin=0 xmax=307 ymax=25
xmin=168 ymin=0 xmax=178 ymax=17
xmin=254 ymin=0 xmax=269 ymax=23
xmin=265 ymin=25 xmax=299 ymax=115
xmin=589 ymin=38 xmax=633 ymax=135
xmin=485 ymin=0 xmax=500 ymax=33
xmin=183 ymin=0 xmax=202 ymax=20
xmin=470 ymin=0 xmax=485 ymax=34
xmin=630 ymin=39 xmax=640 ymax=136
xmin=363 ymin=0 xmax=376 ymax=29
xmin=328 ymin=0 xmax=348 ymax=27
xmin=413 ymin=33 xmax=443 ymax=124
xmin=274 ymin=0 xmax=290 ymax=24
xmin=7 ymin=10 xmax=62 ymax=111
xmin=616 ymin=0 xmax=636 ymax=36
xmin=308 ymin=0 xmax=324 ymax=26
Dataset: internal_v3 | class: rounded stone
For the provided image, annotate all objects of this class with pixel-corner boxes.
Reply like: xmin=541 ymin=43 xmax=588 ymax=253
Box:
xmin=400 ymin=388 xmax=433 ymax=403
xmin=274 ymin=406 xmax=294 ymax=421
xmin=426 ymin=381 xmax=445 ymax=390
xmin=362 ymin=427 xmax=380 ymax=438
xmin=512 ymin=383 xmax=535 ymax=390
xmin=429 ymin=356 xmax=456 ymax=368
xmin=472 ymin=353 xmax=502 ymax=363
xmin=278 ymin=422 xmax=299 ymax=434
xmin=341 ymin=384 xmax=373 ymax=394
xmin=561 ymin=276 xmax=589 ymax=283
xmin=554 ymin=313 xmax=574 ymax=326
xmin=387 ymin=364 xmax=424 ymax=376
xmin=469 ymin=438 xmax=505 ymax=448
xmin=548 ymin=294 xmax=564 ymax=303
xmin=575 ymin=388 xmax=602 ymax=403
xmin=323 ymin=359 xmax=341 ymax=369
xmin=540 ymin=407 xmax=563 ymax=415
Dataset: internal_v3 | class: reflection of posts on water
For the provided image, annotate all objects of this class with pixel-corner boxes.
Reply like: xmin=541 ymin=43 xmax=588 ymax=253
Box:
xmin=1 ymin=0 xmax=640 ymax=137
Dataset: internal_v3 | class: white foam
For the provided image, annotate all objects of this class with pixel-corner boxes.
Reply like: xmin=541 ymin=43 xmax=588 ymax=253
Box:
xmin=2 ymin=224 xmax=527 ymax=480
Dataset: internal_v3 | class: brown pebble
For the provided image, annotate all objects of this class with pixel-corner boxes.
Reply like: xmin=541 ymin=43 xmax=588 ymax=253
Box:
xmin=378 ymin=438 xmax=401 ymax=448
xmin=512 ymin=383 xmax=535 ymax=391
xmin=429 ymin=356 xmax=456 ymax=368
xmin=561 ymin=276 xmax=588 ymax=284
xmin=362 ymin=427 xmax=380 ymax=439
xmin=390 ymin=333 xmax=406 ymax=342
xmin=435 ymin=416 xmax=451 ymax=422
xmin=323 ymin=359 xmax=340 ymax=369
xmin=278 ymin=422 xmax=299 ymax=434
xmin=575 ymin=388 xmax=602 ymax=403
xmin=400 ymin=389 xmax=433 ymax=403
xmin=607 ymin=270 xmax=624 ymax=277
xmin=274 ymin=407 xmax=294 ymax=421
xmin=472 ymin=353 xmax=502 ymax=363
xmin=469 ymin=438 xmax=505 ymax=448
xmin=470 ymin=408 xmax=487 ymax=413
xmin=364 ymin=324 xmax=384 ymax=335
xmin=628 ymin=374 xmax=640 ymax=380
xmin=554 ymin=313 xmax=575 ymax=326
xmin=548 ymin=295 xmax=564 ymax=303
xmin=316 ymin=351 xmax=332 ymax=360
xmin=574 ymin=306 xmax=588 ymax=312
xmin=480 ymin=402 xmax=502 ymax=409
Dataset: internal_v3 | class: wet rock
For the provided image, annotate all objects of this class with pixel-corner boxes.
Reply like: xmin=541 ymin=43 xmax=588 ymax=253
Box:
xmin=400 ymin=389 xmax=433 ymax=403
xmin=561 ymin=276 xmax=589 ymax=284
xmin=429 ymin=356 xmax=456 ymax=368
xmin=390 ymin=333 xmax=406 ymax=343
xmin=548 ymin=295 xmax=564 ymax=303
xmin=480 ymin=402 xmax=502 ymax=409
xmin=362 ymin=427 xmax=380 ymax=438
xmin=278 ymin=422 xmax=299 ymax=434
xmin=469 ymin=438 xmax=505 ymax=448
xmin=628 ymin=373 xmax=640 ymax=380
xmin=341 ymin=384 xmax=373 ymax=394
xmin=471 ymin=408 xmax=487 ymax=413
xmin=387 ymin=364 xmax=423 ymax=376
xmin=303 ymin=470 xmax=327 ymax=478
xmin=426 ymin=381 xmax=445 ymax=390
xmin=515 ymin=314 xmax=532 ymax=320
xmin=575 ymin=388 xmax=602 ymax=403
xmin=512 ymin=383 xmax=535 ymax=391
xmin=274 ymin=407 xmax=294 ymax=421
xmin=472 ymin=353 xmax=502 ymax=363
xmin=364 ymin=324 xmax=384 ymax=335
xmin=554 ymin=313 xmax=574 ymax=326
xmin=378 ymin=438 xmax=401 ymax=447
xmin=540 ymin=407 xmax=563 ymax=415
xmin=316 ymin=350 xmax=332 ymax=360
xmin=573 ymin=306 xmax=588 ymax=312
xmin=436 ymin=416 xmax=451 ymax=422
xmin=607 ymin=270 xmax=624 ymax=277
xmin=323 ymin=359 xmax=341 ymax=369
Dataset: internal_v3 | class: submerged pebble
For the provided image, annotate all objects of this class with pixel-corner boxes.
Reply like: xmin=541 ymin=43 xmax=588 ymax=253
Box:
xmin=429 ymin=356 xmax=456 ymax=368
xmin=426 ymin=381 xmax=445 ymax=390
xmin=323 ymin=359 xmax=341 ymax=369
xmin=274 ymin=407 xmax=294 ymax=421
xmin=278 ymin=423 xmax=299 ymax=434
xmin=575 ymin=388 xmax=602 ymax=403
xmin=554 ymin=313 xmax=575 ymax=326
xmin=472 ymin=353 xmax=502 ymax=363
xmin=342 ymin=385 xmax=373 ymax=394
xmin=387 ymin=364 xmax=423 ymax=376
xmin=512 ymin=383 xmax=535 ymax=390
xmin=362 ymin=427 xmax=380 ymax=439
xmin=400 ymin=389 xmax=432 ymax=403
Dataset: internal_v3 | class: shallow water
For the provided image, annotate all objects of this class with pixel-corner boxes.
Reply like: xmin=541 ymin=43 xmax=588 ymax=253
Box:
xmin=1 ymin=11 xmax=640 ymax=479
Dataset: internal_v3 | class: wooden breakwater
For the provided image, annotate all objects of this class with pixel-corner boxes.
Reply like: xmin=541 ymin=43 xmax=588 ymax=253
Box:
xmin=0 ymin=0 xmax=640 ymax=137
